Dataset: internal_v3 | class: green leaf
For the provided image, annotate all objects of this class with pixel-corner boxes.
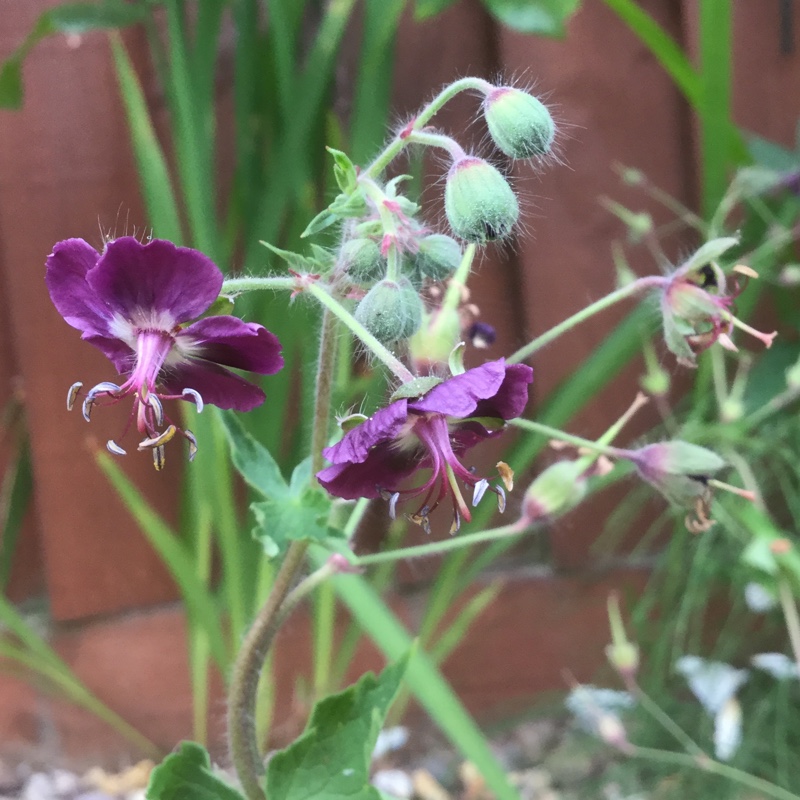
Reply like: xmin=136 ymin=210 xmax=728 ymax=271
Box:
xmin=481 ymin=0 xmax=580 ymax=37
xmin=747 ymin=134 xmax=800 ymax=172
xmin=147 ymin=741 xmax=245 ymax=800
xmin=0 ymin=1 xmax=149 ymax=108
xmin=251 ymin=485 xmax=332 ymax=557
xmin=266 ymin=655 xmax=409 ymax=800
xmin=262 ymin=241 xmax=320 ymax=273
xmin=327 ymin=147 xmax=359 ymax=193
xmin=414 ymin=0 xmax=459 ymax=20
xmin=217 ymin=410 xmax=289 ymax=500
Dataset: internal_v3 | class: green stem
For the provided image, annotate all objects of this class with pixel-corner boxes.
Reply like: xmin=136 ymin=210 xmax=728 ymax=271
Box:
xmin=778 ymin=580 xmax=800 ymax=676
xmin=629 ymin=746 xmax=800 ymax=800
xmin=305 ymin=282 xmax=415 ymax=382
xmin=365 ymin=77 xmax=492 ymax=177
xmin=311 ymin=310 xmax=338 ymax=474
xmin=631 ymin=682 xmax=704 ymax=757
xmin=221 ymin=276 xmax=297 ymax=294
xmin=507 ymin=276 xmax=664 ymax=364
xmin=228 ymin=541 xmax=309 ymax=800
xmin=405 ymin=130 xmax=466 ymax=159
xmin=508 ymin=418 xmax=628 ymax=458
xmin=349 ymin=521 xmax=529 ymax=566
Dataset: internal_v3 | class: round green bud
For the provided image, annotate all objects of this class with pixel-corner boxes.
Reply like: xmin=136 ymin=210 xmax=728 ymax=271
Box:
xmin=483 ymin=87 xmax=555 ymax=159
xmin=412 ymin=234 xmax=463 ymax=281
xmin=340 ymin=237 xmax=384 ymax=284
xmin=521 ymin=461 xmax=587 ymax=523
xmin=354 ymin=278 xmax=423 ymax=344
xmin=445 ymin=157 xmax=519 ymax=243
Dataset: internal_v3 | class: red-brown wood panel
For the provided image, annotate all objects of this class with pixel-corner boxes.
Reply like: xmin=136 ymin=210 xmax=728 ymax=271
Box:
xmin=0 ymin=2 xmax=179 ymax=621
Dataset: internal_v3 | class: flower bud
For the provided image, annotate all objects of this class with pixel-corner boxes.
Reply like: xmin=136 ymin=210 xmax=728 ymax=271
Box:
xmin=354 ymin=277 xmax=423 ymax=344
xmin=340 ymin=237 xmax=384 ymax=284
xmin=520 ymin=461 xmax=587 ymax=524
xmin=411 ymin=234 xmax=462 ymax=281
xmin=445 ymin=157 xmax=519 ymax=243
xmin=483 ymin=87 xmax=555 ymax=159
xmin=408 ymin=307 xmax=461 ymax=371
xmin=627 ymin=441 xmax=726 ymax=507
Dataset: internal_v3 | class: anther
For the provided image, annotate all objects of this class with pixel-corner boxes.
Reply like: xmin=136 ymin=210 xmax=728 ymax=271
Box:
xmin=185 ymin=429 xmax=198 ymax=462
xmin=106 ymin=440 xmax=127 ymax=456
xmin=496 ymin=461 xmax=514 ymax=491
xmin=138 ymin=424 xmax=178 ymax=450
xmin=81 ymin=396 xmax=94 ymax=422
xmin=472 ymin=479 xmax=490 ymax=507
xmin=494 ymin=485 xmax=507 ymax=513
xmin=182 ymin=388 xmax=204 ymax=413
xmin=450 ymin=510 xmax=461 ymax=535
xmin=67 ymin=382 xmax=82 ymax=411
xmin=148 ymin=394 xmax=164 ymax=426
xmin=388 ymin=492 xmax=400 ymax=520
xmin=153 ymin=445 xmax=166 ymax=471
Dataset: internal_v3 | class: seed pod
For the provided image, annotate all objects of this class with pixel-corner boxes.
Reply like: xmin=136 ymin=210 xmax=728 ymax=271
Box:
xmin=340 ymin=237 xmax=384 ymax=284
xmin=412 ymin=234 xmax=462 ymax=281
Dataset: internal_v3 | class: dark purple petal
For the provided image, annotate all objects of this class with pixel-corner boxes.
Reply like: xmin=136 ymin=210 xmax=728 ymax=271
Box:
xmin=83 ymin=334 xmax=135 ymax=373
xmin=322 ymin=400 xmax=409 ymax=465
xmin=471 ymin=363 xmax=532 ymax=420
xmin=409 ymin=359 xmax=508 ymax=418
xmin=177 ymin=316 xmax=283 ymax=374
xmin=87 ymin=237 xmax=223 ymax=324
xmin=161 ymin=360 xmax=265 ymax=411
xmin=45 ymin=238 xmax=114 ymax=337
xmin=317 ymin=444 xmax=421 ymax=499
xmin=451 ymin=420 xmax=502 ymax=453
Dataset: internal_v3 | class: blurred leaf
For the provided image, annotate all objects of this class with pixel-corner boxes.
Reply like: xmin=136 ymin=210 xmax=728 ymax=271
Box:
xmin=0 ymin=1 xmax=149 ymax=108
xmin=743 ymin=340 xmax=800 ymax=412
xmin=414 ymin=0 xmax=459 ymax=19
xmin=147 ymin=741 xmax=244 ymax=800
xmin=481 ymin=0 xmax=580 ymax=37
xmin=748 ymin=134 xmax=800 ymax=172
xmin=0 ymin=437 xmax=32 ymax=592
xmin=266 ymin=655 xmax=409 ymax=800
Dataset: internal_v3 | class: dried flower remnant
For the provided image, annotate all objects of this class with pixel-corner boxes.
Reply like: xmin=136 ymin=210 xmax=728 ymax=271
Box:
xmin=316 ymin=359 xmax=532 ymax=533
xmin=658 ymin=237 xmax=776 ymax=366
xmin=47 ymin=237 xmax=283 ymax=468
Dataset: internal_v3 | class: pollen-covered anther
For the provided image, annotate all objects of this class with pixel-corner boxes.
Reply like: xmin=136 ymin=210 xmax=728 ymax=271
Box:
xmin=409 ymin=511 xmax=432 ymax=536
xmin=733 ymin=264 xmax=759 ymax=280
xmin=153 ymin=445 xmax=166 ymax=471
xmin=185 ymin=429 xmax=198 ymax=462
xmin=182 ymin=387 xmax=204 ymax=413
xmin=497 ymin=461 xmax=514 ymax=491
xmin=67 ymin=382 xmax=83 ymax=411
xmin=450 ymin=510 xmax=461 ymax=535
xmin=138 ymin=424 xmax=178 ymax=450
xmin=106 ymin=439 xmax=127 ymax=456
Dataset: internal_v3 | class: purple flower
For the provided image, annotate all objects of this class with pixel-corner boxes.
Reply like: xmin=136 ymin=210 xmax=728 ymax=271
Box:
xmin=46 ymin=236 xmax=283 ymax=468
xmin=317 ymin=359 xmax=533 ymax=532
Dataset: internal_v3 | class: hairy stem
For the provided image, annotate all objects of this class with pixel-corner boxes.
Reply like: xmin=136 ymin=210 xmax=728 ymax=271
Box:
xmin=311 ymin=309 xmax=338 ymax=474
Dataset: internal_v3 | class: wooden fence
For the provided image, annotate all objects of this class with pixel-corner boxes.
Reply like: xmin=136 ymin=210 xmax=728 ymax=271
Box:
xmin=0 ymin=0 xmax=798 ymax=764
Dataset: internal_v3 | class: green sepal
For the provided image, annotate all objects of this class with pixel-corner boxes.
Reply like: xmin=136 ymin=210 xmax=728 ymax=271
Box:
xmin=302 ymin=209 xmax=340 ymax=239
xmin=1 ymin=1 xmax=149 ymax=109
xmin=262 ymin=241 xmax=319 ymax=273
xmin=390 ymin=376 xmax=443 ymax=401
xmin=265 ymin=652 xmax=411 ymax=800
xmin=327 ymin=146 xmax=359 ymax=194
xmin=199 ymin=295 xmax=236 ymax=319
xmin=146 ymin=741 xmax=245 ymax=800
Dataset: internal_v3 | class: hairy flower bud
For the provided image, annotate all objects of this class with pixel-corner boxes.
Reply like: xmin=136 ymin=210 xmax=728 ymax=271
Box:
xmin=354 ymin=277 xmax=423 ymax=344
xmin=411 ymin=234 xmax=462 ymax=281
xmin=445 ymin=157 xmax=519 ymax=243
xmin=340 ymin=237 xmax=384 ymax=284
xmin=521 ymin=460 xmax=587 ymax=524
xmin=483 ymin=86 xmax=555 ymax=159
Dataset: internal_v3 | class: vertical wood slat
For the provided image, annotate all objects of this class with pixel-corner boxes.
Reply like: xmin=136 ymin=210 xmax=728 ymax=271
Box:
xmin=0 ymin=1 xmax=179 ymax=621
xmin=498 ymin=1 xmax=697 ymax=568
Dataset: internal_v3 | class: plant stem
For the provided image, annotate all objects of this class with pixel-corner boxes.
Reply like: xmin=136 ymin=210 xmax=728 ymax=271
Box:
xmin=349 ymin=520 xmax=530 ymax=566
xmin=311 ymin=309 xmax=337 ymax=474
xmin=365 ymin=77 xmax=492 ymax=178
xmin=629 ymin=745 xmax=800 ymax=800
xmin=227 ymin=540 xmax=309 ymax=800
xmin=630 ymin=682 xmax=704 ymax=757
xmin=221 ymin=276 xmax=297 ymax=294
xmin=507 ymin=276 xmax=665 ymax=364
xmin=778 ymin=579 xmax=800 ymax=676
xmin=305 ymin=282 xmax=415 ymax=382
xmin=508 ymin=418 xmax=628 ymax=458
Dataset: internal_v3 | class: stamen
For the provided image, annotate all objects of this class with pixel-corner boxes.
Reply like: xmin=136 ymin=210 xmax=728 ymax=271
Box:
xmin=82 ymin=381 xmax=122 ymax=420
xmin=148 ymin=394 xmax=164 ymax=427
xmin=494 ymin=485 xmax=507 ymax=513
xmin=182 ymin=387 xmax=204 ymax=413
xmin=153 ymin=445 xmax=166 ymax=471
xmin=138 ymin=424 xmax=178 ymax=450
xmin=185 ymin=429 xmax=198 ymax=462
xmin=717 ymin=333 xmax=739 ymax=352
xmin=496 ymin=461 xmax=514 ymax=491
xmin=388 ymin=492 xmax=400 ymax=520
xmin=106 ymin=440 xmax=127 ymax=456
xmin=82 ymin=396 xmax=94 ymax=422
xmin=472 ymin=479 xmax=490 ymax=506
xmin=728 ymin=314 xmax=777 ymax=348
xmin=67 ymin=382 xmax=82 ymax=411
xmin=409 ymin=512 xmax=432 ymax=535
xmin=450 ymin=510 xmax=461 ymax=535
